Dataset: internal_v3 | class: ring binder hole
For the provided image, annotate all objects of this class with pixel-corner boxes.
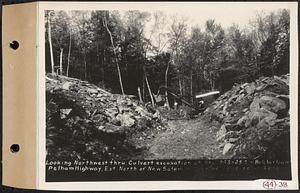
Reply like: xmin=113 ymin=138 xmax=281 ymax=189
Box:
xmin=10 ymin=144 xmax=20 ymax=153
xmin=9 ymin=40 xmax=19 ymax=50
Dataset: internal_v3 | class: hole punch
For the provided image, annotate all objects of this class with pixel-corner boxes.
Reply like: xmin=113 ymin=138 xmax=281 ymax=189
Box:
xmin=10 ymin=144 xmax=20 ymax=153
xmin=9 ymin=40 xmax=19 ymax=50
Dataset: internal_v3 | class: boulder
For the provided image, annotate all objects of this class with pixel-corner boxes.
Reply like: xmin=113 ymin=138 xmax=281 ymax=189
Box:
xmin=105 ymin=107 xmax=119 ymax=119
xmin=246 ymin=108 xmax=277 ymax=127
xmin=245 ymin=82 xmax=255 ymax=95
xmin=228 ymin=138 xmax=239 ymax=143
xmin=101 ymin=123 xmax=127 ymax=134
xmin=62 ymin=82 xmax=72 ymax=90
xmin=216 ymin=124 xmax=227 ymax=140
xmin=257 ymin=116 xmax=277 ymax=129
xmin=223 ymin=143 xmax=234 ymax=155
xmin=135 ymin=106 xmax=152 ymax=119
xmin=60 ymin=108 xmax=72 ymax=119
xmin=258 ymin=96 xmax=287 ymax=114
xmin=87 ymin=88 xmax=98 ymax=94
xmin=237 ymin=116 xmax=248 ymax=127
xmin=250 ymin=97 xmax=260 ymax=111
xmin=116 ymin=113 xmax=135 ymax=127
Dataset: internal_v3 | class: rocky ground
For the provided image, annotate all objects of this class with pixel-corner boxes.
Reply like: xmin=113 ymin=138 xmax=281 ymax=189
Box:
xmin=204 ymin=74 xmax=290 ymax=160
xmin=46 ymin=74 xmax=166 ymax=160
xmin=46 ymin=74 xmax=290 ymax=161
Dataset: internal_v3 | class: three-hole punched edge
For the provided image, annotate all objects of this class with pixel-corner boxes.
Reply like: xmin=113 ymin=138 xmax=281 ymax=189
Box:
xmin=9 ymin=40 xmax=20 ymax=153
xmin=10 ymin=144 xmax=20 ymax=153
xmin=9 ymin=40 xmax=19 ymax=50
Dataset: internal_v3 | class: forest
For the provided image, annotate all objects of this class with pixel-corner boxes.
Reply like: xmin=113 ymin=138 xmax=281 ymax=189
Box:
xmin=45 ymin=9 xmax=290 ymax=107
xmin=45 ymin=8 xmax=291 ymax=162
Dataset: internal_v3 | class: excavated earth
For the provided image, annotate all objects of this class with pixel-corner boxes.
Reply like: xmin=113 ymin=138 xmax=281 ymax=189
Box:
xmin=204 ymin=74 xmax=290 ymax=160
xmin=46 ymin=74 xmax=290 ymax=161
xmin=46 ymin=74 xmax=166 ymax=160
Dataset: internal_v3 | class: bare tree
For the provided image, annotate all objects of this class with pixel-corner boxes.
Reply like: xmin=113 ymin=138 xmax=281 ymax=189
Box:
xmin=166 ymin=16 xmax=187 ymax=108
xmin=66 ymin=30 xmax=72 ymax=77
xmin=47 ymin=11 xmax=55 ymax=74
xmin=103 ymin=14 xmax=125 ymax=95
xmin=59 ymin=48 xmax=63 ymax=75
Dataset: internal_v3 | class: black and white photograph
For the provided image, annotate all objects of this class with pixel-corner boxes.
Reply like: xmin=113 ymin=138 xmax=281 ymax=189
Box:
xmin=43 ymin=2 xmax=295 ymax=184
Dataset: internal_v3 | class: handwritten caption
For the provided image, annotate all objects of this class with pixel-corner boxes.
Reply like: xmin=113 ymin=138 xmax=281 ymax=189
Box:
xmin=46 ymin=160 xmax=192 ymax=173
xmin=46 ymin=159 xmax=290 ymax=174
xmin=263 ymin=180 xmax=288 ymax=189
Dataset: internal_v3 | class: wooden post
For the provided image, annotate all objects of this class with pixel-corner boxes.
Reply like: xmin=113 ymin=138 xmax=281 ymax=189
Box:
xmin=144 ymin=71 xmax=155 ymax=107
xmin=138 ymin=87 xmax=143 ymax=102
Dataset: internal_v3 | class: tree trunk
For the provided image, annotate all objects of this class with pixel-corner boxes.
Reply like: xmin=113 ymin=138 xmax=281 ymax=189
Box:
xmin=190 ymin=70 xmax=193 ymax=104
xmin=103 ymin=15 xmax=125 ymax=95
xmin=66 ymin=30 xmax=72 ymax=77
xmin=83 ymin=52 xmax=87 ymax=80
xmin=59 ymin=48 xmax=63 ymax=75
xmin=48 ymin=12 xmax=55 ymax=74
xmin=103 ymin=49 xmax=106 ymax=82
xmin=142 ymin=74 xmax=145 ymax=101
xmin=164 ymin=62 xmax=170 ymax=109
xmin=144 ymin=70 xmax=155 ymax=107
xmin=179 ymin=77 xmax=183 ymax=96
xmin=137 ymin=87 xmax=143 ymax=102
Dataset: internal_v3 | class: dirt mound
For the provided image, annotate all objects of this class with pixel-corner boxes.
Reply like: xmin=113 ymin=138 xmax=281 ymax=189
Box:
xmin=204 ymin=75 xmax=290 ymax=160
xmin=46 ymin=74 xmax=166 ymax=160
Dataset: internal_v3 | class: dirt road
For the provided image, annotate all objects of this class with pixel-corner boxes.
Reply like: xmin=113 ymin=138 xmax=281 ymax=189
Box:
xmin=146 ymin=118 xmax=222 ymax=159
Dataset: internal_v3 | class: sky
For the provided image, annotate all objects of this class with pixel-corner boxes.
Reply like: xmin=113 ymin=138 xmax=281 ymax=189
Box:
xmin=55 ymin=2 xmax=292 ymax=31
xmin=151 ymin=3 xmax=290 ymax=29
xmin=112 ymin=2 xmax=292 ymax=39
xmin=51 ymin=2 xmax=293 ymax=52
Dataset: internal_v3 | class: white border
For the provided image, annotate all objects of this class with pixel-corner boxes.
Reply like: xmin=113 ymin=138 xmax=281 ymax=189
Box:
xmin=37 ymin=1 xmax=299 ymax=190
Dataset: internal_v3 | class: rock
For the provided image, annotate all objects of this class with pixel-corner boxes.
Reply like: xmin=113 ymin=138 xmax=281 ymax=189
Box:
xmin=226 ymin=124 xmax=241 ymax=131
xmin=204 ymin=74 xmax=289 ymax=160
xmin=224 ymin=131 xmax=240 ymax=140
xmin=92 ymin=114 xmax=106 ymax=122
xmin=247 ymin=108 xmax=277 ymax=127
xmin=276 ymin=95 xmax=289 ymax=106
xmin=110 ymin=118 xmax=121 ymax=126
xmin=228 ymin=138 xmax=239 ymax=143
xmin=46 ymin=74 xmax=166 ymax=161
xmin=257 ymin=116 xmax=277 ymax=129
xmin=153 ymin=111 xmax=161 ymax=119
xmin=60 ymin=109 xmax=72 ymax=119
xmin=258 ymin=96 xmax=287 ymax=114
xmin=223 ymin=143 xmax=234 ymax=155
xmin=87 ymin=88 xmax=98 ymax=94
xmin=237 ymin=116 xmax=248 ymax=127
xmin=105 ymin=107 xmax=119 ymax=119
xmin=216 ymin=124 xmax=227 ymax=139
xmin=118 ymin=104 xmax=131 ymax=113
xmin=101 ymin=123 xmax=127 ymax=134
xmin=242 ymin=108 xmax=248 ymax=113
xmin=116 ymin=113 xmax=135 ymax=127
xmin=250 ymin=97 xmax=260 ymax=111
xmin=236 ymin=93 xmax=245 ymax=102
xmin=245 ymin=83 xmax=255 ymax=95
xmin=62 ymin=82 xmax=72 ymax=90
xmin=255 ymin=84 xmax=267 ymax=92
xmin=135 ymin=106 xmax=152 ymax=119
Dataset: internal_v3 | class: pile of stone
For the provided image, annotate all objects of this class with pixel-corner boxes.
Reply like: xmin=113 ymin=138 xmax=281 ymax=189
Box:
xmin=46 ymin=74 xmax=165 ymax=160
xmin=205 ymin=74 xmax=290 ymax=160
